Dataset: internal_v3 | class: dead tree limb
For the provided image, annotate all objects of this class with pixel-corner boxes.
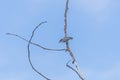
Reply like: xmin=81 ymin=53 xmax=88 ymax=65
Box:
xmin=63 ymin=0 xmax=76 ymax=63
xmin=60 ymin=0 xmax=85 ymax=80
xmin=6 ymin=0 xmax=85 ymax=80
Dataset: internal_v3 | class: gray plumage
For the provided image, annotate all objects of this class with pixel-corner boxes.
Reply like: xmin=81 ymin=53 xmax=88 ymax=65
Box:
xmin=59 ymin=37 xmax=73 ymax=43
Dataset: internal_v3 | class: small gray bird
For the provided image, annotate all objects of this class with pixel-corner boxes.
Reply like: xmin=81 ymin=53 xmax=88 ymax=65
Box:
xmin=59 ymin=37 xmax=73 ymax=43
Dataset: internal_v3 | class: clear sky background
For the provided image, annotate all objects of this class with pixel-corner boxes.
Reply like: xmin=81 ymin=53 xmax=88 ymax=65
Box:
xmin=0 ymin=0 xmax=120 ymax=80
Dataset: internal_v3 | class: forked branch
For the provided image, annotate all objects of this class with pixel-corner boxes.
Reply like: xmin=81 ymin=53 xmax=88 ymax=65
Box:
xmin=66 ymin=60 xmax=84 ymax=79
xmin=61 ymin=0 xmax=85 ymax=80
xmin=7 ymin=0 xmax=85 ymax=80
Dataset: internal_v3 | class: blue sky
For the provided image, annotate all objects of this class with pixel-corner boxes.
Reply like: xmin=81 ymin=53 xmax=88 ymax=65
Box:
xmin=0 ymin=0 xmax=120 ymax=80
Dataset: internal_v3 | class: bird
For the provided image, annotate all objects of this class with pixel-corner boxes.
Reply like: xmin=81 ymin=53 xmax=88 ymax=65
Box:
xmin=59 ymin=37 xmax=73 ymax=43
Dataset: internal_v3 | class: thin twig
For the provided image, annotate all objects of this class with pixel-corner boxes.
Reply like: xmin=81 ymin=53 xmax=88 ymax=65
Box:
xmin=27 ymin=21 xmax=51 ymax=80
xmin=74 ymin=61 xmax=85 ymax=80
xmin=66 ymin=60 xmax=84 ymax=79
xmin=64 ymin=0 xmax=69 ymax=37
xmin=66 ymin=60 xmax=78 ymax=74
xmin=6 ymin=33 xmax=66 ymax=51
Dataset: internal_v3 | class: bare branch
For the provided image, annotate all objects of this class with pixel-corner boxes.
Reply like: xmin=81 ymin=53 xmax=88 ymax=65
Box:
xmin=66 ymin=60 xmax=84 ymax=79
xmin=63 ymin=0 xmax=76 ymax=64
xmin=66 ymin=60 xmax=78 ymax=74
xmin=62 ymin=0 xmax=85 ymax=80
xmin=64 ymin=0 xmax=69 ymax=37
xmin=7 ymin=0 xmax=85 ymax=80
xmin=27 ymin=21 xmax=51 ymax=80
xmin=6 ymin=33 xmax=66 ymax=51
xmin=73 ymin=61 xmax=85 ymax=80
